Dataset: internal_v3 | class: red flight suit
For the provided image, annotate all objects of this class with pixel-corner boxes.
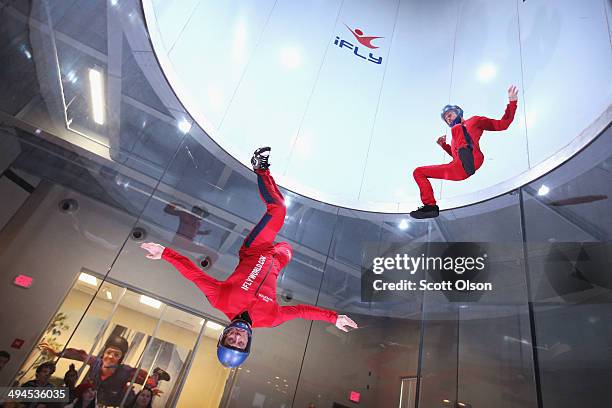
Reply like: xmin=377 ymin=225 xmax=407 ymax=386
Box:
xmin=413 ymin=100 xmax=518 ymax=205
xmin=161 ymin=169 xmax=338 ymax=328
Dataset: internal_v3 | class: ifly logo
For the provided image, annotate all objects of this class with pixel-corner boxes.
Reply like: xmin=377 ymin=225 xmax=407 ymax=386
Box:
xmin=334 ymin=24 xmax=383 ymax=65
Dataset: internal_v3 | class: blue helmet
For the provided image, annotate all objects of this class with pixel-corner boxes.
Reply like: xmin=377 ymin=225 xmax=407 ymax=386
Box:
xmin=217 ymin=319 xmax=253 ymax=368
xmin=441 ymin=105 xmax=463 ymax=127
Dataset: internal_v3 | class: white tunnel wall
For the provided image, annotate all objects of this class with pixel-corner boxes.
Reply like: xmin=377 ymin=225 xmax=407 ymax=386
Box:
xmin=146 ymin=0 xmax=611 ymax=212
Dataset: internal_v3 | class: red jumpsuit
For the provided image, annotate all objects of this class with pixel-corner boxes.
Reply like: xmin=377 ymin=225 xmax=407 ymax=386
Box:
xmin=161 ymin=169 xmax=338 ymax=328
xmin=413 ymin=100 xmax=518 ymax=205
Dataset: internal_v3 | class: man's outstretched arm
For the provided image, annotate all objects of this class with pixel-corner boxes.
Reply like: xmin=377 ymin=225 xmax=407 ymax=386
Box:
xmin=476 ymin=85 xmax=519 ymax=131
xmin=38 ymin=343 xmax=95 ymax=365
xmin=141 ymin=243 xmax=220 ymax=303
xmin=275 ymin=304 xmax=358 ymax=332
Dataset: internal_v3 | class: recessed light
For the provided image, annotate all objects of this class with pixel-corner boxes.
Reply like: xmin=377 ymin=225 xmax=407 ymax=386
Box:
xmin=139 ymin=295 xmax=161 ymax=309
xmin=78 ymin=273 xmax=97 ymax=286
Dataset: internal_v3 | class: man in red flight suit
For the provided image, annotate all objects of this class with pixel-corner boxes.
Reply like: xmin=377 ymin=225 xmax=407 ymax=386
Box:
xmin=141 ymin=147 xmax=358 ymax=368
xmin=410 ymin=85 xmax=519 ymax=219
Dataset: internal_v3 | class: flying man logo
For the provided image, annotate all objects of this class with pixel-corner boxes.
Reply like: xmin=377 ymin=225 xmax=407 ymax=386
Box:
xmin=345 ymin=25 xmax=383 ymax=49
xmin=334 ymin=24 xmax=383 ymax=65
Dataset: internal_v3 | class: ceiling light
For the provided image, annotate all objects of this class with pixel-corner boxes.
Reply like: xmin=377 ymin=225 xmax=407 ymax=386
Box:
xmin=139 ymin=295 xmax=161 ymax=309
xmin=78 ymin=273 xmax=98 ymax=286
xmin=66 ymin=70 xmax=78 ymax=84
xmin=537 ymin=185 xmax=550 ymax=196
xmin=205 ymin=321 xmax=224 ymax=331
xmin=178 ymin=119 xmax=192 ymax=134
xmin=88 ymin=68 xmax=105 ymax=125
xmin=477 ymin=62 xmax=496 ymax=82
xmin=20 ymin=44 xmax=32 ymax=59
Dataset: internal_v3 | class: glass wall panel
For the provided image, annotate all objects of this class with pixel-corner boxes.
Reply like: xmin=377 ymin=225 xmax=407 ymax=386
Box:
xmin=11 ymin=279 xmax=123 ymax=390
xmin=293 ymin=210 xmax=423 ymax=408
xmin=420 ymin=192 xmax=538 ymax=407
xmin=0 ymin=129 xmax=140 ymax=387
xmin=11 ymin=273 xmax=227 ymax=408
xmin=523 ymin=127 xmax=612 ymax=408
xmin=417 ymin=305 xmax=458 ymax=408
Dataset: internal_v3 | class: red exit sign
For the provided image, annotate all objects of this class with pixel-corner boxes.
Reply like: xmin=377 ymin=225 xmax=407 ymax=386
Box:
xmin=14 ymin=275 xmax=33 ymax=288
xmin=11 ymin=338 xmax=25 ymax=349
xmin=349 ymin=391 xmax=360 ymax=403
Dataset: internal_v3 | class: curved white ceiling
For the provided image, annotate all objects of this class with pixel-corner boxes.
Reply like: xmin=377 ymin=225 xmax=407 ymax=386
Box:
xmin=143 ymin=0 xmax=612 ymax=212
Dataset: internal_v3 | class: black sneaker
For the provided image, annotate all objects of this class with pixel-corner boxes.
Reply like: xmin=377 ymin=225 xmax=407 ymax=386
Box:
xmin=410 ymin=204 xmax=440 ymax=219
xmin=153 ymin=367 xmax=170 ymax=382
xmin=251 ymin=147 xmax=271 ymax=171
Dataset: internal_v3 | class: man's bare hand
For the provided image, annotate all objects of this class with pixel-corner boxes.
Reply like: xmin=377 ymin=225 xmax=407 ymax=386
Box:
xmin=508 ymin=85 xmax=518 ymax=101
xmin=335 ymin=315 xmax=358 ymax=332
xmin=38 ymin=342 xmax=58 ymax=357
xmin=140 ymin=243 xmax=165 ymax=260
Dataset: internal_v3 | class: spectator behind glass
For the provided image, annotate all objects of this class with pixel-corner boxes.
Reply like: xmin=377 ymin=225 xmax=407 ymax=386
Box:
xmin=63 ymin=363 xmax=79 ymax=404
xmin=64 ymin=381 xmax=97 ymax=408
xmin=0 ymin=350 xmax=10 ymax=370
xmin=39 ymin=335 xmax=168 ymax=406
xmin=20 ymin=362 xmax=56 ymax=408
xmin=126 ymin=387 xmax=153 ymax=408
xmin=22 ymin=361 xmax=56 ymax=388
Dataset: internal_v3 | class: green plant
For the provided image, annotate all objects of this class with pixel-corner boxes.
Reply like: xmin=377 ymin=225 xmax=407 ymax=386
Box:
xmin=14 ymin=312 xmax=71 ymax=383
xmin=41 ymin=312 xmax=70 ymax=354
